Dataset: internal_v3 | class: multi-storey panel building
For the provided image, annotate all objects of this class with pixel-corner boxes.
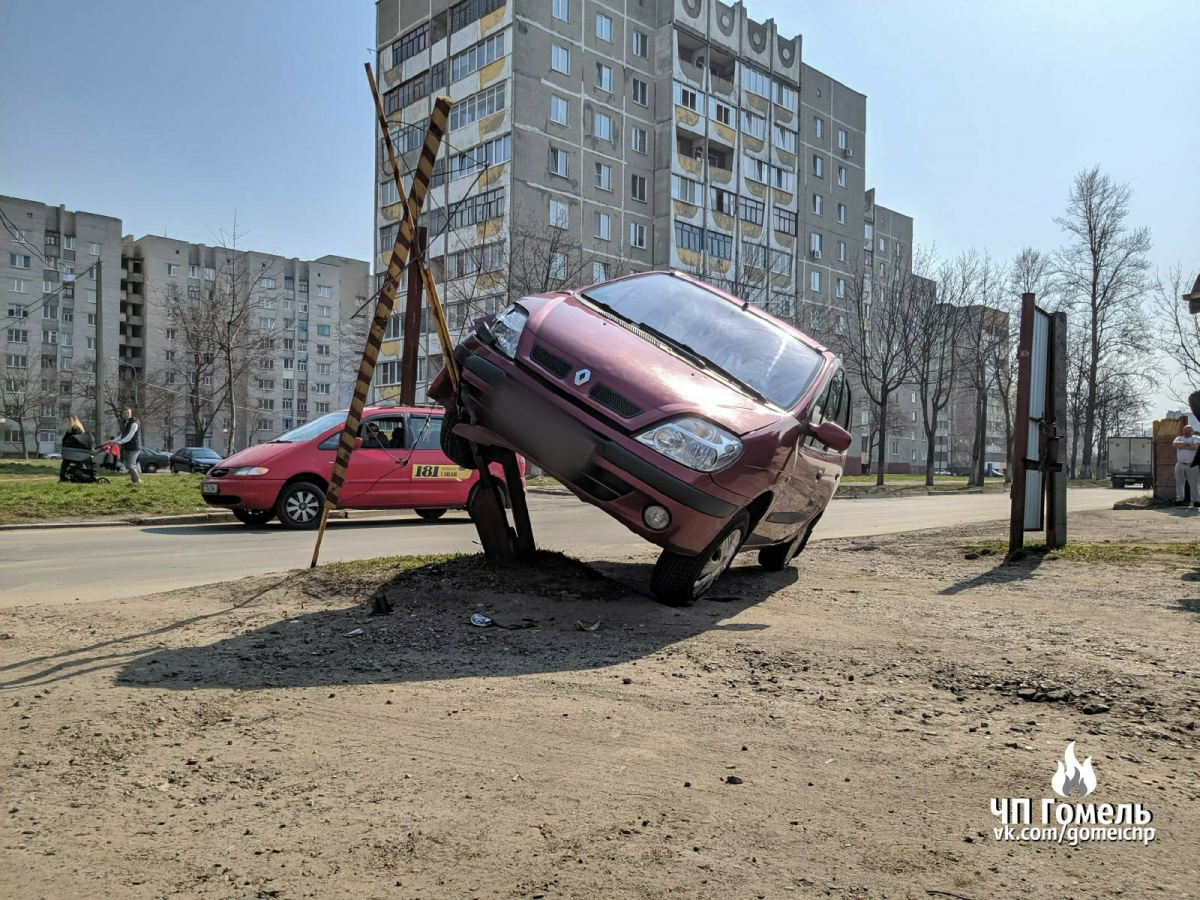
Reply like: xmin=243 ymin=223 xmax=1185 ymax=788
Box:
xmin=121 ymin=236 xmax=369 ymax=451
xmin=0 ymin=195 xmax=122 ymax=455
xmin=373 ymin=0 xmax=870 ymax=402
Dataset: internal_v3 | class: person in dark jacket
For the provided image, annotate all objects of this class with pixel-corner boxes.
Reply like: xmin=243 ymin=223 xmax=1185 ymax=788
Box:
xmin=60 ymin=415 xmax=94 ymax=481
xmin=115 ymin=407 xmax=143 ymax=484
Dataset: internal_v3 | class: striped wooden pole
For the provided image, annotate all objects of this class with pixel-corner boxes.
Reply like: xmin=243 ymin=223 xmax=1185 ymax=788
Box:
xmin=309 ymin=80 xmax=450 ymax=567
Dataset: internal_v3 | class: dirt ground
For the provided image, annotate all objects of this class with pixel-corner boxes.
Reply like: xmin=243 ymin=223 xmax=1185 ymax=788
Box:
xmin=2 ymin=507 xmax=1199 ymax=899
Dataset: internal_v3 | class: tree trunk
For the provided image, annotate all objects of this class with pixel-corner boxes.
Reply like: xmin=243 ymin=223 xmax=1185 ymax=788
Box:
xmin=18 ymin=422 xmax=29 ymax=460
xmin=875 ymin=397 xmax=888 ymax=486
xmin=925 ymin=430 xmax=937 ymax=487
xmin=1000 ymin=393 xmax=1014 ymax=485
xmin=226 ymin=354 xmax=237 ymax=455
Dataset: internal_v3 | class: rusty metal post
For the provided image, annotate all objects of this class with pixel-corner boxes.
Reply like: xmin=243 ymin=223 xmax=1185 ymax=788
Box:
xmin=1045 ymin=310 xmax=1068 ymax=548
xmin=1008 ymin=293 xmax=1036 ymax=554
xmin=399 ymin=226 xmax=425 ymax=406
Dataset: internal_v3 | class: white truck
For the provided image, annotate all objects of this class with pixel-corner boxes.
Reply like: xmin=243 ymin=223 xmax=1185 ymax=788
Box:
xmin=1107 ymin=436 xmax=1152 ymax=489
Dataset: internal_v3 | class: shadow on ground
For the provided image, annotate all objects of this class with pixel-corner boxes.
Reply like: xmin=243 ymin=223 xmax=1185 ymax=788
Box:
xmin=99 ymin=551 xmax=797 ymax=691
xmin=939 ymin=549 xmax=1046 ymax=595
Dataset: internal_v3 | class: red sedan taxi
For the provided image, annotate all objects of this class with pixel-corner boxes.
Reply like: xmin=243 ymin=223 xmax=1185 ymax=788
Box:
xmin=199 ymin=405 xmax=517 ymax=528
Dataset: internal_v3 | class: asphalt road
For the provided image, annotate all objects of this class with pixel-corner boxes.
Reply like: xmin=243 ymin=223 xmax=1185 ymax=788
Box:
xmin=0 ymin=487 xmax=1132 ymax=608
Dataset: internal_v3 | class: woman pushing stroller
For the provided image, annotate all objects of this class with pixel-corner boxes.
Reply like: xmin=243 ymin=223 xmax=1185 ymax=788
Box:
xmin=59 ymin=415 xmax=107 ymax=484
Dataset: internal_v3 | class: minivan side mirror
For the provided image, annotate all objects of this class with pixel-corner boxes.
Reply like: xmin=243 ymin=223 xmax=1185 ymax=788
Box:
xmin=811 ymin=420 xmax=853 ymax=453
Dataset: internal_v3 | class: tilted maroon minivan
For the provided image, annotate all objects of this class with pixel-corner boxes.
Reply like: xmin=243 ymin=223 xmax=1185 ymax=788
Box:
xmin=428 ymin=271 xmax=853 ymax=605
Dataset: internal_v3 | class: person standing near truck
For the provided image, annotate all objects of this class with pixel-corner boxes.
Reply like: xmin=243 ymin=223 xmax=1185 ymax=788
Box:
xmin=1172 ymin=424 xmax=1200 ymax=506
xmin=115 ymin=407 xmax=143 ymax=485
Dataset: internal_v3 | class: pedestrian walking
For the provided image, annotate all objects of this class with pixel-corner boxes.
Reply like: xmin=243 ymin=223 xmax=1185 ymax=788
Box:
xmin=1172 ymin=424 xmax=1200 ymax=506
xmin=115 ymin=407 xmax=144 ymax=485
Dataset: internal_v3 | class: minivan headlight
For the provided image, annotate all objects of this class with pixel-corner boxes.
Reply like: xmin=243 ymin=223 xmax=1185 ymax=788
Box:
xmin=635 ymin=418 xmax=742 ymax=472
xmin=490 ymin=305 xmax=529 ymax=359
xmin=230 ymin=466 xmax=270 ymax=476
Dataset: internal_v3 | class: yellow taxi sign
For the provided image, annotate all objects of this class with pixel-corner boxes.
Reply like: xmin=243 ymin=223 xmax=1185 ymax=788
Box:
xmin=412 ymin=464 xmax=471 ymax=480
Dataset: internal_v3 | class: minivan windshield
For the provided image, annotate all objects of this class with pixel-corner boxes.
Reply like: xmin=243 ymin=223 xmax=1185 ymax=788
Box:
xmin=272 ymin=411 xmax=347 ymax=443
xmin=580 ymin=273 xmax=824 ymax=409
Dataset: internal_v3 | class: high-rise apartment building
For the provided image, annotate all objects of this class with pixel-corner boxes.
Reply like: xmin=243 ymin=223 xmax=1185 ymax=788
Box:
xmin=373 ymin=0 xmax=870 ymax=401
xmin=120 ymin=236 xmax=369 ymax=451
xmin=0 ymin=195 xmax=122 ymax=455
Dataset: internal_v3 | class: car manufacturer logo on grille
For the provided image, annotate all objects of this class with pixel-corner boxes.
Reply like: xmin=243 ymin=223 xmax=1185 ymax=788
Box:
xmin=574 ymin=369 xmax=591 ymax=386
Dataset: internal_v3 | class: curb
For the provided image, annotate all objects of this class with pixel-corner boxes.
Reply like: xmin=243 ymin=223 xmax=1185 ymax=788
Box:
xmin=0 ymin=509 xmax=362 ymax=532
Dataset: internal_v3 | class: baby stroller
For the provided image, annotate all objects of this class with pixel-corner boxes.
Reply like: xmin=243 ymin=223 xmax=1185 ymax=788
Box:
xmin=98 ymin=439 xmax=122 ymax=472
xmin=61 ymin=434 xmax=109 ymax=484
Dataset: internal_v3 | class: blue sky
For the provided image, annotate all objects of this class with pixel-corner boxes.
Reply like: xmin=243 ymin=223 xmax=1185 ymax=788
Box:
xmin=2 ymin=0 xmax=1197 ymax=403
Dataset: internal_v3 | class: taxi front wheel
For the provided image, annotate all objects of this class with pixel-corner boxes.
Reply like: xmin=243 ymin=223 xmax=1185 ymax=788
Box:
xmin=276 ymin=481 xmax=326 ymax=530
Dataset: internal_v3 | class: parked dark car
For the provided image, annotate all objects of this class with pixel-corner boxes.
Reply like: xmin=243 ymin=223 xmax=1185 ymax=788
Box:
xmin=170 ymin=446 xmax=224 ymax=474
xmin=429 ymin=270 xmax=853 ymax=606
xmin=135 ymin=448 xmax=170 ymax=473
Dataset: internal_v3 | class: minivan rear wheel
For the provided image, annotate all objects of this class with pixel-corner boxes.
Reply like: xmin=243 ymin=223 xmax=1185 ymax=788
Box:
xmin=650 ymin=511 xmax=749 ymax=607
xmin=276 ymin=481 xmax=326 ymax=530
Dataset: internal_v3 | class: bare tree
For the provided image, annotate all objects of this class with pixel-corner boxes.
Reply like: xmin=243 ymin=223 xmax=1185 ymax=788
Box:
xmin=910 ymin=251 xmax=966 ymax=485
xmin=1054 ymin=167 xmax=1152 ymax=478
xmin=1152 ymin=265 xmax=1200 ymax=402
xmin=954 ymin=252 xmax=1007 ymax=486
xmin=840 ymin=253 xmax=921 ymax=485
xmin=1 ymin=353 xmax=57 ymax=458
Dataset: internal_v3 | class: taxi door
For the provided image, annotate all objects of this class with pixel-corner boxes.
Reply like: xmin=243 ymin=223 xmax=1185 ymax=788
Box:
xmin=404 ymin=411 xmax=474 ymax=508
xmin=339 ymin=414 xmax=412 ymax=508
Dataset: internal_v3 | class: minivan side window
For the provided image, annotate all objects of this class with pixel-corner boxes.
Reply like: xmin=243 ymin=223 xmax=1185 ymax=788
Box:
xmin=407 ymin=413 xmax=443 ymax=450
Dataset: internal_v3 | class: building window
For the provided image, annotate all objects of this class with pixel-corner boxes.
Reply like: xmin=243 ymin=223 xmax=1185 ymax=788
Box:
xmin=88 ymin=242 xmax=101 ymax=256
xmin=738 ymin=196 xmax=764 ymax=226
xmin=9 ymin=254 xmax=30 ymax=269
xmin=838 ymin=166 xmax=847 ymax=188
xmin=5 ymin=303 xmax=25 ymax=318
xmin=772 ymin=80 xmax=797 ymax=108
xmin=672 ymin=81 xmax=699 ymax=111
xmin=879 ymin=237 xmax=887 ymax=253
xmin=810 ymin=270 xmax=821 ymax=292
xmin=838 ymin=128 xmax=848 ymax=150
xmin=450 ymin=32 xmax=505 ymax=82
xmin=629 ymin=222 xmax=647 ymax=249
xmin=813 ymin=116 xmax=824 ymax=138
xmin=864 ymin=223 xmax=873 ymax=240
xmin=204 ymin=266 xmax=215 ymax=280
xmin=392 ymin=22 xmax=429 ymax=67
xmin=630 ymin=174 xmax=647 ymax=203
xmin=595 ymin=63 xmax=612 ymax=92
xmin=632 ymin=78 xmax=648 ymax=106
xmin=630 ymin=127 xmax=647 ymax=154
xmin=771 ymin=166 xmax=795 ymax=192
xmin=595 ymin=162 xmax=612 ymax=190
xmin=773 ymin=207 xmax=797 ymax=236
xmin=261 ymin=277 xmax=276 ymax=288
xmin=449 ymin=82 xmax=506 ymax=130
xmin=595 ymin=13 xmax=612 ymax=41
xmin=318 ymin=304 xmax=331 ymax=317
xmin=812 ymin=194 xmax=823 ymax=216
xmin=674 ymin=221 xmax=703 ymax=253
xmin=706 ymin=97 xmax=732 ymax=126
xmin=552 ymin=0 xmax=569 ymax=21
xmin=11 ymin=279 xmax=27 ymax=294
xmin=551 ymin=45 xmax=570 ymax=75
xmin=380 ymin=180 xmax=399 ymax=206
xmin=317 ymin=285 xmax=331 ymax=298
xmin=836 ymin=278 xmax=846 ymax=299
xmin=591 ymin=261 xmax=608 ymax=283
xmin=166 ymin=263 xmax=177 ymax=276
xmin=837 ymin=240 xmax=847 ymax=262
xmin=838 ymin=203 xmax=847 ymax=225
xmin=549 ymin=198 xmax=569 ymax=228
xmin=593 ymin=111 xmax=612 ymax=140
xmin=595 ymin=211 xmax=611 ymax=240
xmin=632 ymin=30 xmax=648 ymax=58
xmin=773 ymin=125 xmax=797 ymax=153
xmin=549 ymin=147 xmax=569 ymax=177
xmin=740 ymin=111 xmax=766 ymax=140
xmin=549 ymin=252 xmax=567 ymax=280
xmin=671 ymin=174 xmax=702 ymax=205
xmin=550 ymin=95 xmax=568 ymax=125
xmin=809 ymin=233 xmax=823 ymax=255
xmin=813 ymin=155 xmax=824 ymax=178
xmin=743 ymin=155 xmax=768 ymax=183
xmin=744 ymin=66 xmax=770 ymax=98
xmin=710 ymin=187 xmax=736 ymax=216
xmin=706 ymin=230 xmax=732 ymax=260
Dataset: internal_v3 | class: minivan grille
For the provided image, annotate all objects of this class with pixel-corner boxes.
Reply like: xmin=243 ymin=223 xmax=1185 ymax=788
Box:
xmin=530 ymin=344 xmax=570 ymax=378
xmin=588 ymin=383 xmax=643 ymax=419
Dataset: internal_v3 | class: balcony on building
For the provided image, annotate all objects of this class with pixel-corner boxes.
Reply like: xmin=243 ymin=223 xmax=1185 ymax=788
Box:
xmin=675 ymin=133 xmax=732 ymax=185
xmin=675 ymin=28 xmax=736 ymax=98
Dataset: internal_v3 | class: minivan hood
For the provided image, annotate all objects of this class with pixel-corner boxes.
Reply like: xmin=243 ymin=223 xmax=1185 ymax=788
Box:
xmin=521 ymin=294 xmax=782 ymax=436
xmin=216 ymin=442 xmax=294 ymax=469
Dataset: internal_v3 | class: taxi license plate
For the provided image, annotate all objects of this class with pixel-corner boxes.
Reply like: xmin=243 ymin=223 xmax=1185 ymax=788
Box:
xmin=201 ymin=483 xmax=219 ymax=494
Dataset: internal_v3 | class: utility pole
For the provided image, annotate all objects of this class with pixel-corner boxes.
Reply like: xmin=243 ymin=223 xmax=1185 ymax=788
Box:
xmin=93 ymin=259 xmax=106 ymax=438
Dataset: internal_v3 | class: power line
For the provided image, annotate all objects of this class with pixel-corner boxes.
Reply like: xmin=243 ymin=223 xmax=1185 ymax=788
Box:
xmin=1 ymin=264 xmax=98 ymax=325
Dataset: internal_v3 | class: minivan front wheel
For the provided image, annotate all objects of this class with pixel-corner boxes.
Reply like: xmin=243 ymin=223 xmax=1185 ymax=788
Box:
xmin=650 ymin=510 xmax=749 ymax=607
xmin=758 ymin=514 xmax=821 ymax=571
xmin=276 ymin=481 xmax=326 ymax=530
